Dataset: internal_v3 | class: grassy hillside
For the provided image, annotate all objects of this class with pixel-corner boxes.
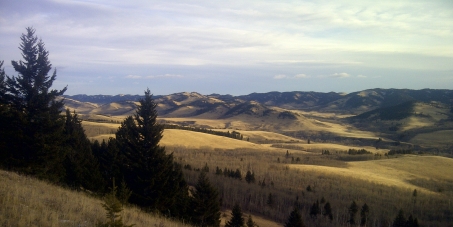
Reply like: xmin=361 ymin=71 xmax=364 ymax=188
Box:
xmin=173 ymin=145 xmax=453 ymax=226
xmin=0 ymin=170 xmax=189 ymax=227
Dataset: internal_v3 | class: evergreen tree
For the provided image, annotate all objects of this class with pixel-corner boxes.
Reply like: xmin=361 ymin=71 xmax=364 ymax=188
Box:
xmin=323 ymin=202 xmax=333 ymax=221
xmin=190 ymin=171 xmax=221 ymax=227
xmin=245 ymin=170 xmax=255 ymax=184
xmin=116 ymin=89 xmax=188 ymax=216
xmin=0 ymin=61 xmax=9 ymax=164
xmin=267 ymin=193 xmax=274 ymax=208
xmin=285 ymin=206 xmax=305 ymax=227
xmin=360 ymin=203 xmax=369 ymax=226
xmin=309 ymin=200 xmax=320 ymax=219
xmin=96 ymin=180 xmax=134 ymax=227
xmin=406 ymin=214 xmax=419 ymax=227
xmin=225 ymin=203 xmax=245 ymax=227
xmin=63 ymin=109 xmax=103 ymax=191
xmin=348 ymin=201 xmax=359 ymax=225
xmin=392 ymin=209 xmax=406 ymax=227
xmin=246 ymin=215 xmax=257 ymax=227
xmin=1 ymin=27 xmax=67 ymax=182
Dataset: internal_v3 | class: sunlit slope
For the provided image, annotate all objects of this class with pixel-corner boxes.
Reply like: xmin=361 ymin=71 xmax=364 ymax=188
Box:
xmin=0 ymin=170 xmax=190 ymax=227
xmin=409 ymin=130 xmax=453 ymax=146
xmin=290 ymin=155 xmax=453 ymax=194
xmin=161 ymin=129 xmax=267 ymax=149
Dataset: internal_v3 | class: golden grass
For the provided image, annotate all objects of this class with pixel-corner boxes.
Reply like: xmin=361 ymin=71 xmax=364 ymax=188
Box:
xmin=289 ymin=155 xmax=453 ymax=194
xmin=273 ymin=143 xmax=389 ymax=154
xmin=409 ymin=130 xmax=453 ymax=146
xmin=161 ymin=129 xmax=263 ymax=149
xmin=0 ymin=170 xmax=190 ymax=227
xmin=82 ymin=121 xmax=120 ymax=138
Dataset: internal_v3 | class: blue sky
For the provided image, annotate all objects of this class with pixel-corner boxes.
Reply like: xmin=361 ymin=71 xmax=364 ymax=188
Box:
xmin=1 ymin=0 xmax=452 ymax=95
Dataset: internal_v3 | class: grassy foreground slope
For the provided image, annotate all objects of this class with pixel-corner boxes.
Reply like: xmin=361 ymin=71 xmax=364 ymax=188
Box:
xmin=0 ymin=170 xmax=189 ymax=227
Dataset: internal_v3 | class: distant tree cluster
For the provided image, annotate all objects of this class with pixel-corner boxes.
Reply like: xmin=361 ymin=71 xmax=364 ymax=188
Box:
xmin=388 ymin=149 xmax=413 ymax=155
xmin=347 ymin=149 xmax=372 ymax=155
xmin=0 ymin=28 xmax=222 ymax=226
xmin=164 ymin=124 xmax=244 ymax=140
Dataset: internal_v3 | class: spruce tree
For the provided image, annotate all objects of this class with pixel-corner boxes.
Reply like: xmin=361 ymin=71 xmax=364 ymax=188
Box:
xmin=348 ymin=201 xmax=359 ymax=225
xmin=191 ymin=171 xmax=221 ymax=227
xmin=225 ymin=203 xmax=245 ymax=227
xmin=116 ymin=89 xmax=188 ymax=216
xmin=2 ymin=27 xmax=67 ymax=182
xmin=360 ymin=203 xmax=369 ymax=226
xmin=96 ymin=180 xmax=134 ymax=227
xmin=245 ymin=170 xmax=255 ymax=184
xmin=285 ymin=206 xmax=305 ymax=227
xmin=309 ymin=200 xmax=320 ymax=219
xmin=63 ymin=109 xmax=103 ymax=191
xmin=392 ymin=209 xmax=406 ymax=227
xmin=246 ymin=215 xmax=257 ymax=227
xmin=0 ymin=61 xmax=8 ymax=164
xmin=323 ymin=202 xmax=333 ymax=221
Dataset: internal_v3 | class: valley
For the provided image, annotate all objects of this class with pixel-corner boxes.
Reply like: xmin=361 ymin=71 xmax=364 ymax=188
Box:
xmin=63 ymin=88 xmax=453 ymax=226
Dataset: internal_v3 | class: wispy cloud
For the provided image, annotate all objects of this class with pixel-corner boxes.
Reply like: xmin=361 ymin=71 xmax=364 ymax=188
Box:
xmin=274 ymin=74 xmax=311 ymax=79
xmin=329 ymin=73 xmax=351 ymax=78
xmin=274 ymin=74 xmax=288 ymax=79
xmin=126 ymin=74 xmax=183 ymax=79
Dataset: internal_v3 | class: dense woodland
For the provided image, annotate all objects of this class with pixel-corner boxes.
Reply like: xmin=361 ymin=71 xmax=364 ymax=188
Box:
xmin=1 ymin=28 xmax=450 ymax=227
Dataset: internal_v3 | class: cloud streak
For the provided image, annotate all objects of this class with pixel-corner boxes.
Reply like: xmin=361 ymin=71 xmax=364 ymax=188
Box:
xmin=126 ymin=74 xmax=183 ymax=79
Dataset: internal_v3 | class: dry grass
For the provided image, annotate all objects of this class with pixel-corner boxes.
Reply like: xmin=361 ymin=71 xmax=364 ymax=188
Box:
xmin=82 ymin=121 xmax=120 ymax=138
xmin=0 ymin=170 xmax=190 ymax=227
xmin=290 ymin=155 xmax=453 ymax=194
xmin=409 ymin=130 xmax=453 ymax=146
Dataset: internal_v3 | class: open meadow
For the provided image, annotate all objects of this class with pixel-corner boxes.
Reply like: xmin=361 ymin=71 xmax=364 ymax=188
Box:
xmin=81 ymin=117 xmax=453 ymax=226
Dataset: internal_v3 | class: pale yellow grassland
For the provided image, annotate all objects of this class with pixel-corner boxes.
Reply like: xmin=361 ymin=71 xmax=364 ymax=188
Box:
xmin=402 ymin=103 xmax=451 ymax=131
xmin=409 ymin=130 xmax=453 ymax=146
xmin=161 ymin=129 xmax=266 ymax=150
xmin=81 ymin=121 xmax=120 ymax=137
xmin=213 ymin=130 xmax=301 ymax=142
xmin=159 ymin=117 xmax=229 ymax=129
xmin=159 ymin=115 xmax=377 ymax=139
xmin=0 ymin=170 xmax=190 ymax=227
xmin=289 ymin=155 xmax=453 ymax=194
xmin=273 ymin=143 xmax=389 ymax=154
xmin=83 ymin=121 xmax=386 ymax=155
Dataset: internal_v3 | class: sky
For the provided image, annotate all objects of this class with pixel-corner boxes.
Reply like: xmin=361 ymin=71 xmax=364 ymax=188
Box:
xmin=0 ymin=0 xmax=452 ymax=96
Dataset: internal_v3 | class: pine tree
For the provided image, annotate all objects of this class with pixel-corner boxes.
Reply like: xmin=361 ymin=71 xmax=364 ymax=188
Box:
xmin=348 ymin=201 xmax=359 ymax=225
xmin=246 ymin=215 xmax=257 ymax=227
xmin=225 ymin=203 xmax=245 ymax=227
xmin=309 ymin=200 xmax=320 ymax=219
xmin=360 ymin=203 xmax=369 ymax=226
xmin=285 ymin=206 xmax=305 ymax=227
xmin=63 ymin=109 xmax=103 ymax=191
xmin=392 ymin=209 xmax=406 ymax=227
xmin=245 ymin=170 xmax=256 ymax=184
xmin=116 ymin=89 xmax=188 ymax=216
xmin=406 ymin=215 xmax=419 ymax=227
xmin=267 ymin=193 xmax=274 ymax=208
xmin=323 ymin=202 xmax=333 ymax=221
xmin=2 ymin=27 xmax=67 ymax=182
xmin=0 ymin=61 xmax=9 ymax=165
xmin=191 ymin=171 xmax=221 ymax=227
xmin=96 ymin=180 xmax=134 ymax=227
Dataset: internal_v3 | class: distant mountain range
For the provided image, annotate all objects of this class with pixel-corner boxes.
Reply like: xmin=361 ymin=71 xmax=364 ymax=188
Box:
xmin=64 ymin=89 xmax=453 ymax=117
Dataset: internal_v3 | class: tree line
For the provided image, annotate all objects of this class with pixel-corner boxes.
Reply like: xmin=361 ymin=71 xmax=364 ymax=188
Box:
xmin=164 ymin=124 xmax=245 ymax=140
